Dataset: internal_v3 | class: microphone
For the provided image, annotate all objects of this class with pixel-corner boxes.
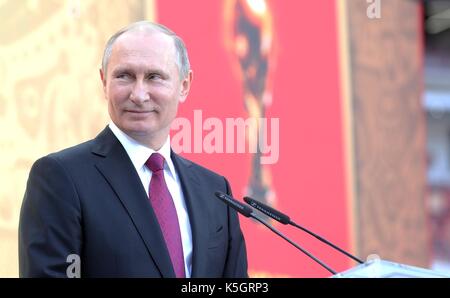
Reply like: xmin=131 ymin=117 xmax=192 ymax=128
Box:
xmin=215 ymin=191 xmax=254 ymax=217
xmin=214 ymin=191 xmax=337 ymax=275
xmin=243 ymin=196 xmax=364 ymax=264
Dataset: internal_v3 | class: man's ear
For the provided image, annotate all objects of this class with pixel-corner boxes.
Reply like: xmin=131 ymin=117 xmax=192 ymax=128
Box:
xmin=99 ymin=68 xmax=107 ymax=95
xmin=179 ymin=70 xmax=193 ymax=103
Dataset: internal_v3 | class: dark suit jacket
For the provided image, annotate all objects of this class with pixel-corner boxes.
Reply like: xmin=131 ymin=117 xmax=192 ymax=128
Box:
xmin=19 ymin=127 xmax=248 ymax=277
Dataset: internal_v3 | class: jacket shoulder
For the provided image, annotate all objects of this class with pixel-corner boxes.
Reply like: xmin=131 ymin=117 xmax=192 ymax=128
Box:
xmin=46 ymin=139 xmax=95 ymax=164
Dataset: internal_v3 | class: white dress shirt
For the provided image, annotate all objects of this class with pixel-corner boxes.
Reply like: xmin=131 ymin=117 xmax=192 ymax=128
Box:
xmin=109 ymin=122 xmax=193 ymax=277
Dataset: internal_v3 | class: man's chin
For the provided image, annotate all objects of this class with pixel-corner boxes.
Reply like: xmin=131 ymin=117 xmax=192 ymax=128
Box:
xmin=125 ymin=128 xmax=155 ymax=137
xmin=117 ymin=121 xmax=169 ymax=139
xmin=121 ymin=121 xmax=157 ymax=134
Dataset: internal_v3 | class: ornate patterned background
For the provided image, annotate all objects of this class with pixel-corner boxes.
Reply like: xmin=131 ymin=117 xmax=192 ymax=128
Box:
xmin=0 ymin=0 xmax=155 ymax=277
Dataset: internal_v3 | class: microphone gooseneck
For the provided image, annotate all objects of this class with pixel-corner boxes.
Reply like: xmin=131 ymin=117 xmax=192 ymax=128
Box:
xmin=214 ymin=191 xmax=337 ymax=275
xmin=243 ymin=196 xmax=364 ymax=264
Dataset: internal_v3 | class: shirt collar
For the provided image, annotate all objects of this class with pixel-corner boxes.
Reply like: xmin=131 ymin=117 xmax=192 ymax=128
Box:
xmin=108 ymin=122 xmax=176 ymax=177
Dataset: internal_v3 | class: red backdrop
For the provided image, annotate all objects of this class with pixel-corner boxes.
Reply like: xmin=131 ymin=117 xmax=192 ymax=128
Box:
xmin=158 ymin=0 xmax=350 ymax=277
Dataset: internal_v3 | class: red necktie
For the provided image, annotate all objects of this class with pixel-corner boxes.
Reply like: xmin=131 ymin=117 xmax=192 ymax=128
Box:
xmin=146 ymin=153 xmax=186 ymax=278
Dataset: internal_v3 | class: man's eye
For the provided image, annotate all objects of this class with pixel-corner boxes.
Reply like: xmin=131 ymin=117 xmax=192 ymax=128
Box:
xmin=116 ymin=73 xmax=131 ymax=79
xmin=148 ymin=74 xmax=161 ymax=80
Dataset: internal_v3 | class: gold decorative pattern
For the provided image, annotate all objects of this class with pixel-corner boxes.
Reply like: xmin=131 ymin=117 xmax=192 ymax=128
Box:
xmin=0 ymin=0 xmax=155 ymax=277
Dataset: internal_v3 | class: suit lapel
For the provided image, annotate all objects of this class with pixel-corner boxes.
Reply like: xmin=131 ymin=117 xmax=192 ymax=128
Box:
xmin=171 ymin=152 xmax=210 ymax=278
xmin=92 ymin=127 xmax=175 ymax=278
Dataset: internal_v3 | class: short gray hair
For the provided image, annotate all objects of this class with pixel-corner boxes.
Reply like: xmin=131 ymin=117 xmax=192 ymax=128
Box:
xmin=101 ymin=21 xmax=190 ymax=80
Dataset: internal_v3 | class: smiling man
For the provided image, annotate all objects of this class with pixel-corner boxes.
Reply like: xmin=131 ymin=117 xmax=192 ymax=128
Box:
xmin=19 ymin=21 xmax=248 ymax=278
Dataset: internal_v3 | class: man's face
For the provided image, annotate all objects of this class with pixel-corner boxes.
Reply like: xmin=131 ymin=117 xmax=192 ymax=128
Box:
xmin=101 ymin=30 xmax=192 ymax=148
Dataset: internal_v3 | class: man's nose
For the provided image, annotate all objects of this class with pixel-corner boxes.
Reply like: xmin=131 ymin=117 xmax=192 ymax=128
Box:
xmin=130 ymin=80 xmax=150 ymax=103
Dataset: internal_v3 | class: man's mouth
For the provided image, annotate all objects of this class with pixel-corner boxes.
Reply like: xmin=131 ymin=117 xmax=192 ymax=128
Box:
xmin=125 ymin=109 xmax=157 ymax=114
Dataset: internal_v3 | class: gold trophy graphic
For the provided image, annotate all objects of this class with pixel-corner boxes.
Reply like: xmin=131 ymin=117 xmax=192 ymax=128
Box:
xmin=225 ymin=0 xmax=277 ymax=209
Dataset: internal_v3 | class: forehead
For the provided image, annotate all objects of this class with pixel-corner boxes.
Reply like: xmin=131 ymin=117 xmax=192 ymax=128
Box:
xmin=109 ymin=31 xmax=177 ymax=70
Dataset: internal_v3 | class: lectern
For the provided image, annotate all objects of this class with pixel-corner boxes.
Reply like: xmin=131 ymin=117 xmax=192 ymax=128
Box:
xmin=333 ymin=259 xmax=450 ymax=278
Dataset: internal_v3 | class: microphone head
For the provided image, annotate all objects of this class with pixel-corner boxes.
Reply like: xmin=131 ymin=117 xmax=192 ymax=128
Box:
xmin=214 ymin=191 xmax=253 ymax=217
xmin=243 ymin=196 xmax=253 ymax=205
xmin=244 ymin=196 xmax=291 ymax=224
xmin=214 ymin=191 xmax=225 ymax=198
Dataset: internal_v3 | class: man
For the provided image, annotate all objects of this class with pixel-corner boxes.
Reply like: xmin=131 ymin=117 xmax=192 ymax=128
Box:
xmin=19 ymin=21 xmax=248 ymax=278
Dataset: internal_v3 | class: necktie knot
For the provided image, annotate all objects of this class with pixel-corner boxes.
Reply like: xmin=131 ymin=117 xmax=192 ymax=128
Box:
xmin=146 ymin=153 xmax=165 ymax=173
